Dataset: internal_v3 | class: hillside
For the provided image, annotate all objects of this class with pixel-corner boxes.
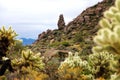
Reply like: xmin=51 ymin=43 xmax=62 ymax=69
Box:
xmin=30 ymin=1 xmax=115 ymax=78
xmin=1 ymin=0 xmax=118 ymax=79
xmin=31 ymin=0 xmax=114 ymax=55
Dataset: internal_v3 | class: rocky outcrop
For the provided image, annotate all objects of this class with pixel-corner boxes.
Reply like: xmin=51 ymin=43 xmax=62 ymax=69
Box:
xmin=57 ymin=14 xmax=66 ymax=30
xmin=65 ymin=0 xmax=114 ymax=34
xmin=43 ymin=49 xmax=69 ymax=62
xmin=32 ymin=0 xmax=115 ymax=53
xmin=38 ymin=32 xmax=46 ymax=40
xmin=30 ymin=1 xmax=116 ymax=79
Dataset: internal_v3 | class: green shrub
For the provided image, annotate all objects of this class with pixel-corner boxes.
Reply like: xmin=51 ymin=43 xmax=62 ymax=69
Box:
xmin=92 ymin=0 xmax=120 ymax=79
xmin=73 ymin=32 xmax=84 ymax=43
xmin=12 ymin=49 xmax=45 ymax=70
xmin=88 ymin=51 xmax=118 ymax=79
xmin=0 ymin=26 xmax=17 ymax=53
xmin=61 ymin=41 xmax=70 ymax=47
xmin=49 ymin=41 xmax=70 ymax=47
xmin=93 ymin=0 xmax=120 ymax=54
xmin=49 ymin=42 xmax=61 ymax=47
xmin=58 ymin=52 xmax=93 ymax=80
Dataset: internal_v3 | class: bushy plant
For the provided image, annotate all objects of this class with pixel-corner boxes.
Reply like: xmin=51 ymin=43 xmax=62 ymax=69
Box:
xmin=49 ymin=41 xmax=70 ymax=47
xmin=12 ymin=49 xmax=45 ymax=71
xmin=0 ymin=26 xmax=17 ymax=53
xmin=73 ymin=32 xmax=84 ymax=43
xmin=8 ymin=39 xmax=25 ymax=60
xmin=45 ymin=57 xmax=60 ymax=80
xmin=61 ymin=41 xmax=70 ymax=47
xmin=58 ymin=51 xmax=118 ymax=79
xmin=11 ymin=49 xmax=47 ymax=80
xmin=88 ymin=51 xmax=118 ymax=79
xmin=93 ymin=0 xmax=120 ymax=54
xmin=49 ymin=41 xmax=61 ymax=47
xmin=92 ymin=0 xmax=120 ymax=79
xmin=0 ymin=26 xmax=47 ymax=79
xmin=19 ymin=66 xmax=49 ymax=80
xmin=110 ymin=73 xmax=120 ymax=80
xmin=58 ymin=52 xmax=93 ymax=80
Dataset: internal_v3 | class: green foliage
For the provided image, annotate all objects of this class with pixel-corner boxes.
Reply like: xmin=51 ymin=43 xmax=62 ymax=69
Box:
xmin=0 ymin=26 xmax=17 ymax=53
xmin=0 ymin=26 xmax=17 ymax=44
xmin=58 ymin=52 xmax=93 ymax=80
xmin=0 ymin=76 xmax=7 ymax=80
xmin=93 ymin=0 xmax=120 ymax=54
xmin=1 ymin=1 xmax=120 ymax=79
xmin=18 ymin=66 xmax=49 ymax=80
xmin=73 ymin=32 xmax=84 ymax=43
xmin=58 ymin=51 xmax=118 ymax=79
xmin=10 ymin=49 xmax=47 ymax=80
xmin=110 ymin=73 xmax=120 ymax=80
xmin=49 ymin=41 xmax=70 ymax=47
xmin=59 ymin=52 xmax=89 ymax=68
xmin=45 ymin=57 xmax=60 ymax=80
xmin=49 ymin=41 xmax=61 ymax=47
xmin=0 ymin=26 xmax=48 ymax=80
xmin=92 ymin=0 xmax=120 ymax=79
xmin=88 ymin=51 xmax=118 ymax=79
xmin=61 ymin=41 xmax=70 ymax=47
xmin=12 ymin=49 xmax=45 ymax=71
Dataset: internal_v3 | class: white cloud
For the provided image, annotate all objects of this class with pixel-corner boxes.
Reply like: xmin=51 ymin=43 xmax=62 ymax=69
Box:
xmin=0 ymin=0 xmax=103 ymax=39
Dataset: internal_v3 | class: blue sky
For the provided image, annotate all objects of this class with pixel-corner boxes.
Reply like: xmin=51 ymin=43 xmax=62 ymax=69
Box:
xmin=0 ymin=0 xmax=103 ymax=39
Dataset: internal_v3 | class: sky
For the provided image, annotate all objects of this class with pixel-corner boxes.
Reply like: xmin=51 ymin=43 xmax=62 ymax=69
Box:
xmin=0 ymin=0 xmax=103 ymax=39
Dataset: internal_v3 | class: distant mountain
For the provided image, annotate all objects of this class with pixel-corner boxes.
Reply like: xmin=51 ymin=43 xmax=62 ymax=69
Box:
xmin=21 ymin=38 xmax=35 ymax=45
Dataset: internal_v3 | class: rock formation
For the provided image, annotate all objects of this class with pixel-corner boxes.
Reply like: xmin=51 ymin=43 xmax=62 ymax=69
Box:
xmin=32 ymin=0 xmax=115 ymax=53
xmin=57 ymin=14 xmax=66 ymax=30
xmin=66 ymin=0 xmax=114 ymax=34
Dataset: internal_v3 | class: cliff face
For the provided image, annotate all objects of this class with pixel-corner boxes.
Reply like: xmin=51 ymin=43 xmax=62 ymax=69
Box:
xmin=32 ymin=0 xmax=115 ymax=53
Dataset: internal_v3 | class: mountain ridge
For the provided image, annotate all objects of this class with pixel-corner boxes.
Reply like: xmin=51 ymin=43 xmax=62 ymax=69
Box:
xmin=21 ymin=38 xmax=35 ymax=45
xmin=31 ymin=0 xmax=114 ymax=54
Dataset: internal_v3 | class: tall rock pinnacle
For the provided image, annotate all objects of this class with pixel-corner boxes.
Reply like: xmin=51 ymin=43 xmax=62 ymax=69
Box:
xmin=57 ymin=14 xmax=66 ymax=30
